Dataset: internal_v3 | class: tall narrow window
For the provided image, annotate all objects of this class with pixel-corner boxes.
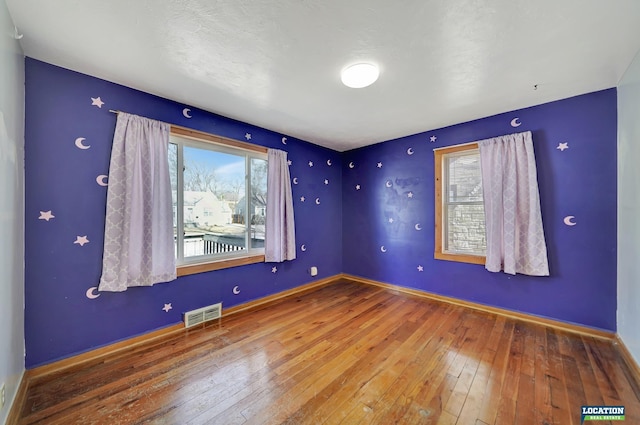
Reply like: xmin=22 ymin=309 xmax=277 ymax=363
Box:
xmin=170 ymin=131 xmax=267 ymax=274
xmin=434 ymin=143 xmax=486 ymax=264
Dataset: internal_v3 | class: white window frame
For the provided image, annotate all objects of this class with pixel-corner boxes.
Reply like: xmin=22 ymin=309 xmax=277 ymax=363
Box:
xmin=434 ymin=143 xmax=486 ymax=265
xmin=169 ymin=127 xmax=268 ymax=276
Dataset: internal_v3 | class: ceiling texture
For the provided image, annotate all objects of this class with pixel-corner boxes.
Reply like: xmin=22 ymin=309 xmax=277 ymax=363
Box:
xmin=7 ymin=0 xmax=640 ymax=151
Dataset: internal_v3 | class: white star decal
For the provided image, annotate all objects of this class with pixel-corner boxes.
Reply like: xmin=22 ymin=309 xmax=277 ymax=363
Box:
xmin=91 ymin=97 xmax=104 ymax=108
xmin=407 ymin=192 xmax=414 ymax=198
xmin=324 ymin=179 xmax=329 ymax=185
xmin=272 ymin=266 xmax=278 ymax=273
xmin=245 ymin=133 xmax=252 ymax=140
xmin=74 ymin=235 xmax=89 ymax=246
xmin=557 ymin=142 xmax=569 ymax=151
xmin=162 ymin=303 xmax=172 ymax=312
xmin=300 ymin=196 xmax=305 ymax=202
xmin=417 ymin=265 xmax=424 ymax=272
xmin=377 ymin=162 xmax=382 ymax=168
xmin=355 ymin=185 xmax=361 ymax=190
xmin=287 ymin=160 xmax=292 ymax=166
xmin=309 ymin=161 xmax=314 ymax=167
xmin=388 ymin=218 xmax=394 ymax=223
xmin=39 ymin=210 xmax=55 ymax=221
xmin=430 ymin=135 xmax=437 ymax=142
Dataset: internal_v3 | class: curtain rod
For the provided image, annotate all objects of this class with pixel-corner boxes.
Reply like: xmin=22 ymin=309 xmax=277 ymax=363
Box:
xmin=432 ymin=141 xmax=479 ymax=151
xmin=107 ymin=110 xmax=268 ymax=154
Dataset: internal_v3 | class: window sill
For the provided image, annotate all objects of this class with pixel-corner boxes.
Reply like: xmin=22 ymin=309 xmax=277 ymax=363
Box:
xmin=434 ymin=252 xmax=485 ymax=265
xmin=177 ymin=254 xmax=266 ymax=277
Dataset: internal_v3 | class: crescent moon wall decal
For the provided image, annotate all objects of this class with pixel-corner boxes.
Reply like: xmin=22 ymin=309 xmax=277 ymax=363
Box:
xmin=380 ymin=246 xmax=387 ymax=253
xmin=385 ymin=180 xmax=392 ymax=188
xmin=301 ymin=244 xmax=307 ymax=251
xmin=348 ymin=162 xmax=355 ymax=168
xmin=415 ymin=223 xmax=422 ymax=230
xmin=510 ymin=117 xmax=522 ymax=127
xmin=315 ymin=198 xmax=320 ymax=205
xmin=86 ymin=287 xmax=100 ymax=299
xmin=282 ymin=137 xmax=287 ymax=144
xmin=292 ymin=177 xmax=298 ymax=184
xmin=96 ymin=175 xmax=108 ymax=186
xmin=563 ymin=215 xmax=577 ymax=226
xmin=232 ymin=286 xmax=240 ymax=294
xmin=407 ymin=148 xmax=414 ymax=155
xmin=327 ymin=159 xmax=332 ymax=166
xmin=75 ymin=137 xmax=90 ymax=149
xmin=182 ymin=108 xmax=192 ymax=118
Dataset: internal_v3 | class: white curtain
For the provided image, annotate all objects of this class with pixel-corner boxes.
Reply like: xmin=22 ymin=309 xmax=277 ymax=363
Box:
xmin=265 ymin=149 xmax=296 ymax=262
xmin=478 ymin=131 xmax=549 ymax=276
xmin=99 ymin=113 xmax=176 ymax=292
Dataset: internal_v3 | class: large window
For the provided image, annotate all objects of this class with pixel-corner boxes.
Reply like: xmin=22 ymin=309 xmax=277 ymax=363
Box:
xmin=434 ymin=143 xmax=486 ymax=264
xmin=169 ymin=128 xmax=267 ymax=275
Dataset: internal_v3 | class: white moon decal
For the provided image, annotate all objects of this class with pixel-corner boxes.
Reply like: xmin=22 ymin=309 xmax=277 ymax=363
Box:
xmin=380 ymin=246 xmax=387 ymax=253
xmin=96 ymin=175 xmax=108 ymax=186
xmin=86 ymin=287 xmax=100 ymax=299
xmin=75 ymin=137 xmax=90 ymax=150
xmin=348 ymin=162 xmax=355 ymax=169
xmin=563 ymin=215 xmax=577 ymax=226
xmin=385 ymin=180 xmax=392 ymax=188
xmin=315 ymin=198 xmax=320 ymax=205
xmin=415 ymin=223 xmax=422 ymax=230
xmin=510 ymin=117 xmax=522 ymax=127
xmin=292 ymin=177 xmax=299 ymax=184
xmin=182 ymin=108 xmax=192 ymax=118
xmin=232 ymin=286 xmax=240 ymax=294
xmin=407 ymin=148 xmax=414 ymax=155
xmin=282 ymin=137 xmax=287 ymax=144
xmin=301 ymin=244 xmax=307 ymax=252
xmin=327 ymin=159 xmax=332 ymax=166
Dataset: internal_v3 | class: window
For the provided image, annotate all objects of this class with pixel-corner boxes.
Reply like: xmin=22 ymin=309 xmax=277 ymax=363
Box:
xmin=169 ymin=127 xmax=268 ymax=276
xmin=434 ymin=143 xmax=486 ymax=264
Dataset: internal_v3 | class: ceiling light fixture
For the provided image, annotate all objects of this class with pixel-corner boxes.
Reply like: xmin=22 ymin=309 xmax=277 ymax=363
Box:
xmin=341 ymin=63 xmax=379 ymax=88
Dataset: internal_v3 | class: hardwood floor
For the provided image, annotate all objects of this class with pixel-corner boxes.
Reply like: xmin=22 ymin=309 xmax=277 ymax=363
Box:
xmin=13 ymin=280 xmax=640 ymax=424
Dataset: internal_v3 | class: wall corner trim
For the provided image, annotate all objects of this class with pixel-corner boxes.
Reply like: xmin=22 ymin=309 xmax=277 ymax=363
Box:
xmin=341 ymin=273 xmax=616 ymax=340
xmin=614 ymin=334 xmax=640 ymax=389
xmin=6 ymin=370 xmax=27 ymax=425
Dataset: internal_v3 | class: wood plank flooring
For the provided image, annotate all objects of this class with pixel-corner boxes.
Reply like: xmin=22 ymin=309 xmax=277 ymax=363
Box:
xmin=13 ymin=280 xmax=640 ymax=424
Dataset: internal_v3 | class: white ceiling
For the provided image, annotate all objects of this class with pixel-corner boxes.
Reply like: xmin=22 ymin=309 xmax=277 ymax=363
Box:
xmin=6 ymin=0 xmax=640 ymax=151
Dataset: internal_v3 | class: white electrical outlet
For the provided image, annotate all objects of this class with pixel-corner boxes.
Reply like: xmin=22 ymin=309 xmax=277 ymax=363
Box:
xmin=1 ymin=382 xmax=5 ymax=409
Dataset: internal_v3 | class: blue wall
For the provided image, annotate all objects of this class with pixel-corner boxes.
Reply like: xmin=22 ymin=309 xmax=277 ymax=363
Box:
xmin=342 ymin=89 xmax=617 ymax=332
xmin=24 ymin=58 xmax=342 ymax=367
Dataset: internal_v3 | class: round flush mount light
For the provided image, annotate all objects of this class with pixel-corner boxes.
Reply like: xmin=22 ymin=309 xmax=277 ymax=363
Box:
xmin=341 ymin=63 xmax=379 ymax=88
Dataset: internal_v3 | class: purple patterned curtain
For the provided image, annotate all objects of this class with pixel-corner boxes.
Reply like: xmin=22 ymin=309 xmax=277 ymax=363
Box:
xmin=99 ymin=113 xmax=176 ymax=292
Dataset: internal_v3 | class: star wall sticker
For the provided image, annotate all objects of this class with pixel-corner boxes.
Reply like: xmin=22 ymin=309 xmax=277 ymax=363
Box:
xmin=287 ymin=160 xmax=292 ymax=166
xmin=308 ymin=161 xmax=314 ymax=167
xmin=324 ymin=179 xmax=329 ymax=185
xmin=430 ymin=135 xmax=437 ymax=142
xmin=377 ymin=162 xmax=383 ymax=168
xmin=417 ymin=265 xmax=424 ymax=272
xmin=355 ymin=184 xmax=361 ymax=190
xmin=91 ymin=97 xmax=104 ymax=108
xmin=300 ymin=196 xmax=305 ymax=202
xmin=74 ymin=235 xmax=89 ymax=246
xmin=388 ymin=218 xmax=394 ymax=223
xmin=162 ymin=303 xmax=172 ymax=312
xmin=272 ymin=266 xmax=278 ymax=273
xmin=557 ymin=142 xmax=569 ymax=151
xmin=407 ymin=192 xmax=414 ymax=198
xmin=39 ymin=210 xmax=55 ymax=221
xmin=245 ymin=133 xmax=252 ymax=140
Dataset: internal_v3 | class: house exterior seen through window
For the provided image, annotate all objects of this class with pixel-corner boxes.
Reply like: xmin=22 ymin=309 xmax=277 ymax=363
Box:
xmin=169 ymin=133 xmax=267 ymax=268
xmin=434 ymin=143 xmax=486 ymax=265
